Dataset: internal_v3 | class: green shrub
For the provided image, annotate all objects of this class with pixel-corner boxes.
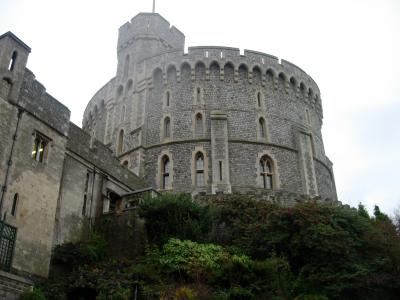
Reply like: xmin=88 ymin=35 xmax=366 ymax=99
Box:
xmin=212 ymin=290 xmax=229 ymax=300
xmin=295 ymin=295 xmax=329 ymax=300
xmin=228 ymin=287 xmax=254 ymax=300
xmin=52 ymin=231 xmax=107 ymax=269
xmin=160 ymin=238 xmax=227 ymax=280
xmin=97 ymin=286 xmax=131 ymax=300
xmin=19 ymin=287 xmax=46 ymax=300
xmin=174 ymin=286 xmax=198 ymax=300
xmin=138 ymin=194 xmax=215 ymax=245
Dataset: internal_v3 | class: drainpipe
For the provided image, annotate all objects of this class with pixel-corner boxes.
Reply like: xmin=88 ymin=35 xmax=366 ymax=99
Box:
xmin=89 ymin=167 xmax=96 ymax=231
xmin=0 ymin=108 xmax=23 ymax=217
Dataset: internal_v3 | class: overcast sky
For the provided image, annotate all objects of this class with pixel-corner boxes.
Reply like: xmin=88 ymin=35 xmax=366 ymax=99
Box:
xmin=1 ymin=0 xmax=399 ymax=215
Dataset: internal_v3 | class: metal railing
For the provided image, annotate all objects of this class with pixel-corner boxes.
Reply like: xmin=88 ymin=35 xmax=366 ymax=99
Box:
xmin=0 ymin=220 xmax=17 ymax=272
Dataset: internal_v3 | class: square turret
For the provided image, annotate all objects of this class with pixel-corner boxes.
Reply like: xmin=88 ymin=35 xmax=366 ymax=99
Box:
xmin=0 ymin=32 xmax=30 ymax=103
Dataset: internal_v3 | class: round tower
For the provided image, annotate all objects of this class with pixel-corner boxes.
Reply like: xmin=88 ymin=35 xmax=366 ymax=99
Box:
xmin=83 ymin=13 xmax=337 ymax=202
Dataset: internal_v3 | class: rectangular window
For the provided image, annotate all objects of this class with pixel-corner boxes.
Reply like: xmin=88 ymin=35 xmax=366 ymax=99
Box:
xmin=163 ymin=174 xmax=169 ymax=189
xmin=219 ymin=161 xmax=223 ymax=181
xmin=196 ymin=173 xmax=204 ymax=187
xmin=267 ymin=175 xmax=273 ymax=189
xmin=31 ymin=132 xmax=50 ymax=162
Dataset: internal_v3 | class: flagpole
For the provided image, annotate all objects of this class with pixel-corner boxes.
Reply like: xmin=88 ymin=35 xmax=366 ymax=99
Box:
xmin=152 ymin=0 xmax=155 ymax=13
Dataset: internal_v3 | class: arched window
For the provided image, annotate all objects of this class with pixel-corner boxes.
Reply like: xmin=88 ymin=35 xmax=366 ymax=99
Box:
xmin=164 ymin=117 xmax=171 ymax=138
xmin=162 ymin=156 xmax=170 ymax=189
xmin=11 ymin=193 xmax=19 ymax=216
xmin=259 ymin=118 xmax=266 ymax=139
xmin=195 ymin=113 xmax=203 ymax=136
xmin=257 ymin=92 xmax=262 ymax=107
xmin=290 ymin=77 xmax=297 ymax=88
xmin=239 ymin=64 xmax=248 ymax=80
xmin=300 ymin=83 xmax=306 ymax=95
xmin=260 ymin=156 xmax=273 ymax=189
xmin=195 ymin=152 xmax=205 ymax=187
xmin=8 ymin=51 xmax=17 ymax=71
xmin=126 ymin=79 xmax=133 ymax=95
xmin=117 ymin=129 xmax=124 ymax=154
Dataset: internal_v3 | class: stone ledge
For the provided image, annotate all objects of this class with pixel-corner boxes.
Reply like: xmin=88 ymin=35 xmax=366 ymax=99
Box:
xmin=0 ymin=271 xmax=33 ymax=286
xmin=0 ymin=271 xmax=33 ymax=300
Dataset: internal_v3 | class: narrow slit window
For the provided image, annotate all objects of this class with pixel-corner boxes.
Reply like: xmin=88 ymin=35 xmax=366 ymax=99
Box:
xmin=259 ymin=118 xmax=266 ymax=138
xmin=166 ymin=91 xmax=170 ymax=106
xmin=164 ymin=117 xmax=171 ymax=138
xmin=11 ymin=193 xmax=18 ymax=216
xmin=123 ymin=55 xmax=130 ymax=80
xmin=196 ymin=87 xmax=201 ymax=104
xmin=8 ymin=51 xmax=17 ymax=71
xmin=257 ymin=92 xmax=262 ymax=107
xmin=121 ymin=106 xmax=126 ymax=122
xmin=219 ymin=161 xmax=223 ymax=181
xmin=195 ymin=113 xmax=203 ymax=135
xmin=117 ymin=129 xmax=124 ymax=154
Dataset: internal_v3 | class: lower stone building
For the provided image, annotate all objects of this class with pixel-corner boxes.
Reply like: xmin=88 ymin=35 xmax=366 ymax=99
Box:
xmin=0 ymin=32 xmax=145 ymax=296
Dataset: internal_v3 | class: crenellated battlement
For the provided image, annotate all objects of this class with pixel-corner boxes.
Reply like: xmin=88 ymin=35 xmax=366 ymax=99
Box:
xmin=142 ymin=46 xmax=322 ymax=107
xmin=84 ymin=45 xmax=322 ymax=124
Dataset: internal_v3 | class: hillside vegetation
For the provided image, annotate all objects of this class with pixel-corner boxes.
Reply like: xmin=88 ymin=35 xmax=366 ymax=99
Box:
xmin=27 ymin=194 xmax=400 ymax=300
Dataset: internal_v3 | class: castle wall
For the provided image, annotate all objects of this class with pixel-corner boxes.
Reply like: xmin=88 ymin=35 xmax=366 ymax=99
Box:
xmin=52 ymin=123 xmax=146 ymax=246
xmin=53 ymin=155 xmax=90 ymax=245
xmin=3 ymin=110 xmax=67 ymax=277
xmin=0 ymin=95 xmax=18 ymax=193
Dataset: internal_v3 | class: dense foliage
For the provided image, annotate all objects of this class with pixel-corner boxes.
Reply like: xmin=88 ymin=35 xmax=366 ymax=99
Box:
xmin=36 ymin=194 xmax=400 ymax=300
xmin=137 ymin=193 xmax=215 ymax=245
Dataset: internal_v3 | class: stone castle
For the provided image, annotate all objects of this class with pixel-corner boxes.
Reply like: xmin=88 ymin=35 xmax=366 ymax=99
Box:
xmin=84 ymin=13 xmax=336 ymax=199
xmin=0 ymin=12 xmax=335 ymax=297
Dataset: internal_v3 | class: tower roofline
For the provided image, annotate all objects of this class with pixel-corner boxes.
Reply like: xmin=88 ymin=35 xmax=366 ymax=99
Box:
xmin=0 ymin=31 xmax=31 ymax=52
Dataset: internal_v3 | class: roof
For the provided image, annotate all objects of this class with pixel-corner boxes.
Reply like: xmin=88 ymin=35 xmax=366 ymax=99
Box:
xmin=0 ymin=31 xmax=31 ymax=52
